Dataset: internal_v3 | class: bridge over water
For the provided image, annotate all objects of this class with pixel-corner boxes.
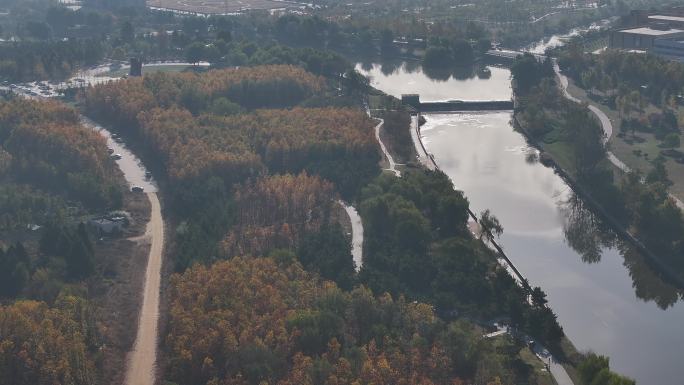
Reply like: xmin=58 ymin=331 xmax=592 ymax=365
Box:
xmin=484 ymin=49 xmax=547 ymax=64
xmin=401 ymin=94 xmax=513 ymax=112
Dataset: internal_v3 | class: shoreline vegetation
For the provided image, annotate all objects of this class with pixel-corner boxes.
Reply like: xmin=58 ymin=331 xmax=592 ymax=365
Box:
xmin=79 ymin=60 xmax=573 ymax=383
xmin=2 ymin=0 xmax=675 ymax=383
xmin=512 ymin=52 xmax=684 ymax=291
xmin=398 ymin=88 xmax=592 ymax=385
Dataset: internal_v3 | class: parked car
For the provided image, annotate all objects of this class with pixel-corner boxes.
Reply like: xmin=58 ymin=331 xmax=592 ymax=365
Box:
xmin=131 ymin=186 xmax=144 ymax=193
xmin=111 ymin=153 xmax=122 ymax=160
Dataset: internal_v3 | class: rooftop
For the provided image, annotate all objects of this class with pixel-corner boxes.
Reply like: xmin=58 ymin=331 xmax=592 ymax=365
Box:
xmin=620 ymin=26 xmax=684 ymax=36
xmin=648 ymin=15 xmax=684 ymax=23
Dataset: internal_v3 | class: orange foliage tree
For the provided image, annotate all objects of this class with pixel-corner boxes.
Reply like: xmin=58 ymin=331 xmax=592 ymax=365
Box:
xmin=0 ymin=98 xmax=121 ymax=207
xmin=221 ymin=173 xmax=335 ymax=257
xmin=165 ymin=257 xmax=469 ymax=385
xmin=0 ymin=297 xmax=98 ymax=385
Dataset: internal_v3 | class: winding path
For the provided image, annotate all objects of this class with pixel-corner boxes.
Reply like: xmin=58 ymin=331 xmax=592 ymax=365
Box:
xmin=553 ymin=60 xmax=684 ymax=210
xmin=374 ymin=118 xmax=401 ymax=177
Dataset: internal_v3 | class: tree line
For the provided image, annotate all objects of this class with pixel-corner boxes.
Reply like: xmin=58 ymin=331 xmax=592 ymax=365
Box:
xmin=0 ymin=98 xmax=122 ymax=208
xmin=357 ymin=169 xmax=565 ymax=351
xmin=513 ymin=53 xmax=684 ymax=284
xmin=84 ymin=66 xmax=380 ymax=272
xmin=165 ymin=256 xmax=537 ymax=385
xmin=0 ymin=97 xmax=128 ymax=385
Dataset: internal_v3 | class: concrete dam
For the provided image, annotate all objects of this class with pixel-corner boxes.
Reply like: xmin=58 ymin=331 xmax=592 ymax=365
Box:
xmin=401 ymin=94 xmax=513 ymax=112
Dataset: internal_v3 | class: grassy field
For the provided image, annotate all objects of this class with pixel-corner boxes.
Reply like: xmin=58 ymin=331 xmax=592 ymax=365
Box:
xmin=566 ymin=79 xmax=684 ymax=203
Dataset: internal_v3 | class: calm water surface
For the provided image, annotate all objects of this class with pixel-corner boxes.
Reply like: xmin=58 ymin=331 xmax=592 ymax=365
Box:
xmin=357 ymin=63 xmax=684 ymax=385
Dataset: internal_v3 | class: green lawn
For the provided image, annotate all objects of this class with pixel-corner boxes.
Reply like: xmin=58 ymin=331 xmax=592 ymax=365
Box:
xmin=565 ymin=78 xmax=684 ymax=203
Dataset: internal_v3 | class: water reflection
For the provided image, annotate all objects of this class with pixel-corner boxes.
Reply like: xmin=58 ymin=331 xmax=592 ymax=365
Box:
xmin=561 ymin=192 xmax=684 ymax=309
xmin=356 ymin=61 xmax=512 ymax=101
xmin=369 ymin=59 xmax=684 ymax=385
xmin=621 ymin=243 xmax=684 ymax=310
xmin=561 ymin=194 xmax=615 ymax=264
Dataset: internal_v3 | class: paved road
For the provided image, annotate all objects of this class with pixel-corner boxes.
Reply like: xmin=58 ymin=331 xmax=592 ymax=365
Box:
xmin=533 ymin=344 xmax=575 ymax=385
xmin=124 ymin=192 xmax=165 ymax=385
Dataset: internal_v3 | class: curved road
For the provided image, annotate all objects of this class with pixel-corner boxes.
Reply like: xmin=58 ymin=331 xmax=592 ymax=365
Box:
xmin=553 ymin=61 xmax=684 ymax=210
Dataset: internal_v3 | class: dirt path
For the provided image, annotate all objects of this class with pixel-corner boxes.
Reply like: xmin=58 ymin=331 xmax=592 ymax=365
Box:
xmin=124 ymin=192 xmax=164 ymax=385
xmin=339 ymin=201 xmax=364 ymax=271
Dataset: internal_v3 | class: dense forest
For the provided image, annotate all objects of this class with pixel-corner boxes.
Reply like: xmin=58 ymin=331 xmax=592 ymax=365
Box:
xmin=558 ymin=47 xmax=684 ymax=108
xmin=0 ymin=98 xmax=121 ymax=208
xmin=0 ymin=96 xmax=132 ymax=385
xmin=166 ymin=256 xmax=538 ymax=385
xmin=357 ymin=170 xmax=565 ymax=351
xmin=84 ymin=66 xmax=380 ymax=272
xmin=222 ymin=173 xmax=336 ymax=258
xmin=0 ymin=297 xmax=99 ymax=385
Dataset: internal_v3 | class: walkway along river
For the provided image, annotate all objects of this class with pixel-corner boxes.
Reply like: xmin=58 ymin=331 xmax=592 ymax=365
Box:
xmin=356 ymin=61 xmax=684 ymax=385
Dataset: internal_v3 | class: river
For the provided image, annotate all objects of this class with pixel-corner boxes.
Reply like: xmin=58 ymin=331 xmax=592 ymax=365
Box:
xmin=356 ymin=62 xmax=684 ymax=385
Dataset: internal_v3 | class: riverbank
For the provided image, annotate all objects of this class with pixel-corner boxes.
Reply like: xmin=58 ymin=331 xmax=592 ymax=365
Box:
xmin=411 ymin=111 xmax=582 ymax=385
xmin=512 ymin=64 xmax=684 ymax=290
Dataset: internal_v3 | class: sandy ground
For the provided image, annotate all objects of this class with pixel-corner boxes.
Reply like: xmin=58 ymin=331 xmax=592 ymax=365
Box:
xmin=124 ymin=192 xmax=165 ymax=385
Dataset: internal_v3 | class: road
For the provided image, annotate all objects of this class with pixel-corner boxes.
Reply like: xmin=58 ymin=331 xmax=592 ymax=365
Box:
xmin=124 ymin=192 xmax=165 ymax=385
xmin=410 ymin=115 xmax=437 ymax=170
xmin=532 ymin=344 xmax=575 ymax=385
xmin=553 ymin=60 xmax=684 ymax=210
xmin=339 ymin=201 xmax=364 ymax=271
xmin=365 ymin=104 xmax=401 ymax=177
xmin=374 ymin=118 xmax=401 ymax=177
xmin=81 ymin=115 xmax=163 ymax=385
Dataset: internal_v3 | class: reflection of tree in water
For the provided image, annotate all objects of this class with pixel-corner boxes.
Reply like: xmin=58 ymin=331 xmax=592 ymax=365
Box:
xmin=561 ymin=193 xmax=615 ymax=264
xmin=562 ymin=193 xmax=683 ymax=309
xmin=524 ymin=148 xmax=538 ymax=164
xmin=360 ymin=60 xmax=373 ymax=72
xmin=620 ymin=242 xmax=683 ymax=310
xmin=403 ymin=60 xmax=421 ymax=74
xmin=379 ymin=59 xmax=400 ymax=76
xmin=421 ymin=64 xmax=476 ymax=82
xmin=451 ymin=65 xmax=475 ymax=80
xmin=421 ymin=65 xmax=452 ymax=81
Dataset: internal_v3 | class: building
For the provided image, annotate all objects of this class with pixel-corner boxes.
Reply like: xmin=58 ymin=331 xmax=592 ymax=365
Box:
xmin=648 ymin=15 xmax=684 ymax=29
xmin=401 ymin=94 xmax=420 ymax=109
xmin=609 ymin=26 xmax=684 ymax=51
xmin=609 ymin=7 xmax=684 ymax=61
xmin=89 ymin=218 xmax=125 ymax=234
xmin=653 ymin=38 xmax=684 ymax=62
xmin=129 ymin=57 xmax=143 ymax=77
